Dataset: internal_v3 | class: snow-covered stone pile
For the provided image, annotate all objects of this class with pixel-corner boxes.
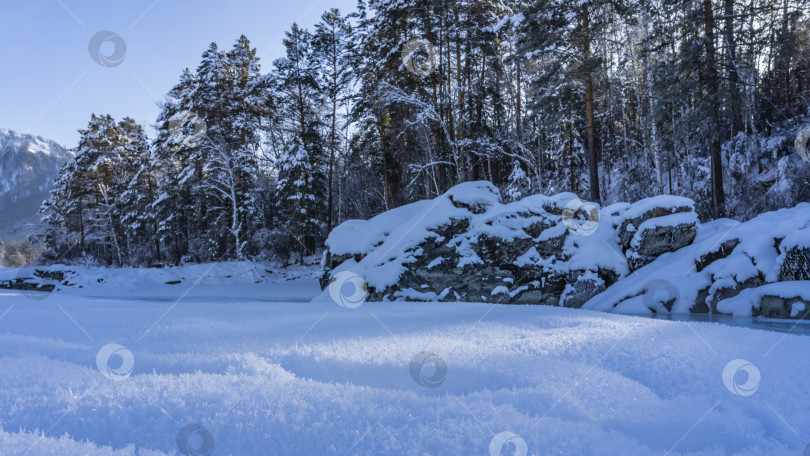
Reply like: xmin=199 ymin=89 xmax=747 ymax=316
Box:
xmin=584 ymin=202 xmax=810 ymax=319
xmin=321 ymin=181 xmax=810 ymax=319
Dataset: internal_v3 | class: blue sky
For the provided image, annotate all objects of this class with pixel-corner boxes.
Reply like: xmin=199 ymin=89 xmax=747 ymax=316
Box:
xmin=0 ymin=0 xmax=358 ymax=147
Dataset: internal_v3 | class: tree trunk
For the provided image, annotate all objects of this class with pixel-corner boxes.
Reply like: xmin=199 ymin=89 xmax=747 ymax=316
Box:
xmin=583 ymin=4 xmax=601 ymax=203
xmin=328 ymin=95 xmax=336 ymax=233
xmin=516 ymin=61 xmax=522 ymax=141
xmin=704 ymin=0 xmax=725 ymax=218
xmin=378 ymin=118 xmax=393 ymax=209
xmin=724 ymin=0 xmax=740 ymax=133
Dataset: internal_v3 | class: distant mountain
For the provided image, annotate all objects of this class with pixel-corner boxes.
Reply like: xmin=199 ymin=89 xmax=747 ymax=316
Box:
xmin=0 ymin=129 xmax=73 ymax=241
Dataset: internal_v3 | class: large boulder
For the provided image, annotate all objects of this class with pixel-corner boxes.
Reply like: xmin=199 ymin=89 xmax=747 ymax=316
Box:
xmin=582 ymin=203 xmax=810 ymax=319
xmin=320 ymin=182 xmax=810 ymax=319
xmin=614 ymin=196 xmax=698 ymax=270
xmin=321 ymin=182 xmax=700 ymax=307
xmin=716 ymin=282 xmax=810 ymax=319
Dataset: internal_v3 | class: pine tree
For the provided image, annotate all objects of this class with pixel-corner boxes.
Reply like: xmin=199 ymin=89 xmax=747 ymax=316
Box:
xmin=314 ymin=9 xmax=354 ymax=232
xmin=504 ymin=161 xmax=530 ymax=202
xmin=41 ymin=115 xmax=147 ymax=265
xmin=151 ymin=69 xmax=198 ymax=263
xmin=275 ymin=144 xmax=326 ymax=261
xmin=4 ymin=241 xmax=25 ymax=268
xmin=519 ymin=0 xmax=632 ymax=203
xmin=150 ymin=37 xmax=265 ymax=262
xmin=120 ymin=120 xmax=160 ymax=265
xmin=273 ymin=24 xmax=323 ymax=151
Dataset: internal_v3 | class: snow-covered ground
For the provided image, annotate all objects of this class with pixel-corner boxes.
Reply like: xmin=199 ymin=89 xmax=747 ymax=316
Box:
xmin=0 ymin=262 xmax=809 ymax=455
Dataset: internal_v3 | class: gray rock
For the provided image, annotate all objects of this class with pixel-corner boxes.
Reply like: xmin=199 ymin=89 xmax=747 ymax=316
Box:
xmin=321 ymin=183 xmax=700 ymax=307
xmin=626 ymin=225 xmax=697 ymax=270
xmin=560 ymin=271 xmax=606 ymax=308
xmin=779 ymin=246 xmax=810 ymax=281
xmin=760 ymin=295 xmax=810 ymax=319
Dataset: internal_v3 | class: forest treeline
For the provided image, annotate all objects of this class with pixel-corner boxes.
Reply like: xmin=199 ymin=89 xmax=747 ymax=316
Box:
xmin=0 ymin=238 xmax=39 ymax=268
xmin=38 ymin=0 xmax=810 ymax=266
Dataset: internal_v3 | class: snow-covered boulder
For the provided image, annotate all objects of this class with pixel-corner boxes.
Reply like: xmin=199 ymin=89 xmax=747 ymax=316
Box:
xmin=322 ymin=182 xmax=809 ymax=318
xmin=717 ymin=282 xmax=810 ymax=319
xmin=778 ymin=232 xmax=810 ymax=282
xmin=321 ymin=181 xmax=702 ymax=307
xmin=0 ymin=269 xmax=65 ymax=293
xmin=614 ymin=195 xmax=698 ymax=270
xmin=583 ymin=203 xmax=810 ymax=319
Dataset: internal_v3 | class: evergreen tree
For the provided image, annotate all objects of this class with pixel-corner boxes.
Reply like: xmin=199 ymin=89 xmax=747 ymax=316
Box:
xmin=36 ymin=1 xmax=810 ymax=267
xmin=151 ymin=69 xmax=199 ymax=263
xmin=275 ymin=144 xmax=326 ymax=261
xmin=314 ymin=9 xmax=354 ymax=232
xmin=41 ymin=115 xmax=147 ymax=265
xmin=4 ymin=241 xmax=25 ymax=268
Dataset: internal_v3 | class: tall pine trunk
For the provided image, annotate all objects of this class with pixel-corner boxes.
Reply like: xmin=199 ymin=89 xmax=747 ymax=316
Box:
xmin=703 ymin=0 xmax=725 ymax=218
xmin=583 ymin=4 xmax=601 ymax=203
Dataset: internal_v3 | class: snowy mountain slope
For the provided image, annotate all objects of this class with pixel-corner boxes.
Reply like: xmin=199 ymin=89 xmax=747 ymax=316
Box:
xmin=0 ymin=129 xmax=73 ymax=240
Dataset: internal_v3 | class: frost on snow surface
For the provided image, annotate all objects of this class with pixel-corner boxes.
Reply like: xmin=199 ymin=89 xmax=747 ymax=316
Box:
xmin=0 ymin=262 xmax=808 ymax=455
